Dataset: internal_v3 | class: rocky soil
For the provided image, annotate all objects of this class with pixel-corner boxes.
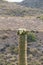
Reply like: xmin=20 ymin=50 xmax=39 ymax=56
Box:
xmin=0 ymin=30 xmax=43 ymax=65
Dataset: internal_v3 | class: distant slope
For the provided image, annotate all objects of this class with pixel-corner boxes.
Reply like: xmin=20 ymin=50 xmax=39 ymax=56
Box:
xmin=20 ymin=0 xmax=43 ymax=9
xmin=0 ymin=0 xmax=43 ymax=16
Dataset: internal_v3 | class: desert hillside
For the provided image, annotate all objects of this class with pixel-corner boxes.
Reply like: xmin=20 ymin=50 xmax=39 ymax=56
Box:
xmin=20 ymin=0 xmax=43 ymax=9
xmin=0 ymin=0 xmax=43 ymax=65
xmin=0 ymin=0 xmax=43 ymax=16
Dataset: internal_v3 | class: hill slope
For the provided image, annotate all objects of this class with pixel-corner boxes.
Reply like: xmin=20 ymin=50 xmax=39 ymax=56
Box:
xmin=20 ymin=0 xmax=43 ymax=9
xmin=0 ymin=0 xmax=43 ymax=16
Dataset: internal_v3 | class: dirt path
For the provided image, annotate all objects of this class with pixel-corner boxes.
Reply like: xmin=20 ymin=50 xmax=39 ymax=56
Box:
xmin=0 ymin=16 xmax=43 ymax=31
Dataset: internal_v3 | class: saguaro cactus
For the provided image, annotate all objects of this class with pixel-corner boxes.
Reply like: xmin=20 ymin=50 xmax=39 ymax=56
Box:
xmin=18 ymin=28 xmax=27 ymax=65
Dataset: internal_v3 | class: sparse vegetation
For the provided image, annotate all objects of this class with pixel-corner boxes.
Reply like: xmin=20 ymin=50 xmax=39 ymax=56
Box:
xmin=37 ymin=15 xmax=43 ymax=20
xmin=0 ymin=1 xmax=43 ymax=16
xmin=0 ymin=34 xmax=9 ymax=40
xmin=0 ymin=30 xmax=43 ymax=65
xmin=28 ymin=60 xmax=41 ymax=65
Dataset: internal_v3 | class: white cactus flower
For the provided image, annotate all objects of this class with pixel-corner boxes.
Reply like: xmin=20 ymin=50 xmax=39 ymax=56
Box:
xmin=18 ymin=28 xmax=26 ymax=34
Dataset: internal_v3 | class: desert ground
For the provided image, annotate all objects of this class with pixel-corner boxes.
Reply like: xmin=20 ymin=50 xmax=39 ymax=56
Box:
xmin=0 ymin=30 xmax=43 ymax=65
xmin=0 ymin=16 xmax=43 ymax=65
xmin=0 ymin=16 xmax=43 ymax=31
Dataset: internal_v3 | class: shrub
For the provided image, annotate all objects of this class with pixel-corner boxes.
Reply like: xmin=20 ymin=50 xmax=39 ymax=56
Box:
xmin=37 ymin=15 xmax=43 ymax=20
xmin=40 ymin=56 xmax=43 ymax=61
xmin=29 ymin=60 xmax=41 ymax=65
xmin=1 ymin=34 xmax=9 ymax=40
xmin=27 ymin=32 xmax=36 ymax=42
